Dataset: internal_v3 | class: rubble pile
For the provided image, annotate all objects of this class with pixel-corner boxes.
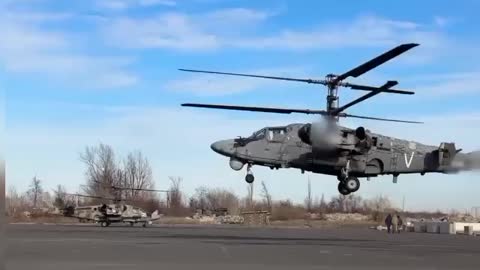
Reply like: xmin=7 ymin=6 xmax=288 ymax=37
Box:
xmin=215 ymin=215 xmax=244 ymax=224
xmin=189 ymin=213 xmax=217 ymax=224
xmin=324 ymin=213 xmax=369 ymax=222
xmin=189 ymin=213 xmax=244 ymax=224
xmin=449 ymin=214 xmax=478 ymax=223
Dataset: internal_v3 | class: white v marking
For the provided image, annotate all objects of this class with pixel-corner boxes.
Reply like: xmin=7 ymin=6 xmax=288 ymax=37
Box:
xmin=404 ymin=152 xmax=415 ymax=168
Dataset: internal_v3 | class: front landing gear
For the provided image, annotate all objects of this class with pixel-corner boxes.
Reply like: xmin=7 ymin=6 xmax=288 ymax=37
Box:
xmin=245 ymin=164 xmax=254 ymax=183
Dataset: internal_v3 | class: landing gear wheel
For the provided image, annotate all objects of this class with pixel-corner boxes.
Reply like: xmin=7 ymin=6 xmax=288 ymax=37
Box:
xmin=245 ymin=163 xmax=254 ymax=183
xmin=100 ymin=221 xmax=109 ymax=227
xmin=345 ymin=177 xmax=360 ymax=192
xmin=142 ymin=223 xmax=147 ymax=228
xmin=338 ymin=182 xmax=350 ymax=195
xmin=129 ymin=222 xmax=134 ymax=227
xmin=245 ymin=174 xmax=254 ymax=183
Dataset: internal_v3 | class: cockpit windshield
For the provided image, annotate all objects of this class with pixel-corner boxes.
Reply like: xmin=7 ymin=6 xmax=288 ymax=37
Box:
xmin=249 ymin=128 xmax=266 ymax=140
xmin=248 ymin=127 xmax=288 ymax=142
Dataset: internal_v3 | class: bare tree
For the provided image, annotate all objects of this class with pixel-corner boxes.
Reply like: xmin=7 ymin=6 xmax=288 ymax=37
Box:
xmin=167 ymin=176 xmax=184 ymax=211
xmin=28 ymin=176 xmax=43 ymax=208
xmin=260 ymin=181 xmax=272 ymax=212
xmin=53 ymin=185 xmax=68 ymax=209
xmin=6 ymin=186 xmax=29 ymax=216
xmin=320 ymin=194 xmax=327 ymax=210
xmin=189 ymin=186 xmax=208 ymax=213
xmin=364 ymin=195 xmax=392 ymax=213
xmin=80 ymin=143 xmax=120 ymax=201
xmin=304 ymin=177 xmax=312 ymax=212
xmin=123 ymin=150 xmax=154 ymax=201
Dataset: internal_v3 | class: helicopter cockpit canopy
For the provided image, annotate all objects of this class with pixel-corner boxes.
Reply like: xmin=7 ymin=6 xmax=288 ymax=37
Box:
xmin=249 ymin=128 xmax=266 ymax=140
xmin=248 ymin=127 xmax=288 ymax=142
xmin=266 ymin=127 xmax=287 ymax=142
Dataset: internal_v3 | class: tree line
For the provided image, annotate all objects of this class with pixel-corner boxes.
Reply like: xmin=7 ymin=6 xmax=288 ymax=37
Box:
xmin=7 ymin=143 xmax=447 ymax=221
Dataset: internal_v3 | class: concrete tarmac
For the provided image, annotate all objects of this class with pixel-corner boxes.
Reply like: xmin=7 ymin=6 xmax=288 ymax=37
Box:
xmin=6 ymin=223 xmax=480 ymax=270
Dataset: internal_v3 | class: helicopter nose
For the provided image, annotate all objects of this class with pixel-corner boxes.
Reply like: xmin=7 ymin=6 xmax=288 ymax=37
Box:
xmin=210 ymin=139 xmax=235 ymax=156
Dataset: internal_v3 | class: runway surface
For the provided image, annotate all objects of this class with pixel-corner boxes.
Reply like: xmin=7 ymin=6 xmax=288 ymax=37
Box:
xmin=6 ymin=223 xmax=480 ymax=270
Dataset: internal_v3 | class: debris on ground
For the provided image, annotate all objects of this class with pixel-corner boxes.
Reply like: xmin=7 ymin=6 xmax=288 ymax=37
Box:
xmin=215 ymin=215 xmax=244 ymax=224
xmin=324 ymin=213 xmax=369 ymax=222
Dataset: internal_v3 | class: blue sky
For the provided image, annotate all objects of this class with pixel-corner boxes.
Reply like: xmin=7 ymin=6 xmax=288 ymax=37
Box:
xmin=3 ymin=0 xmax=480 ymax=212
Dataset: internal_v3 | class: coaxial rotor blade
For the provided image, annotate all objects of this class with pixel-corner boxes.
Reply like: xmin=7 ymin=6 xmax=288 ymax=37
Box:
xmin=343 ymin=82 xmax=414 ymax=95
xmin=333 ymin=81 xmax=398 ymax=115
xmin=340 ymin=113 xmax=423 ymax=124
xmin=334 ymin=43 xmax=419 ymax=82
xmin=179 ymin=69 xmax=326 ymax=85
xmin=182 ymin=103 xmax=328 ymax=115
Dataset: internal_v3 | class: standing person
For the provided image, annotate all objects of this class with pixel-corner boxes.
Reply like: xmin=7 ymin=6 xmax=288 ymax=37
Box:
xmin=385 ymin=213 xmax=393 ymax=233
xmin=392 ymin=213 xmax=399 ymax=234
xmin=397 ymin=215 xmax=403 ymax=233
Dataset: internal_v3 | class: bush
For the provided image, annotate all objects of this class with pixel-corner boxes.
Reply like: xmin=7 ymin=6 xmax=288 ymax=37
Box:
xmin=271 ymin=200 xmax=306 ymax=221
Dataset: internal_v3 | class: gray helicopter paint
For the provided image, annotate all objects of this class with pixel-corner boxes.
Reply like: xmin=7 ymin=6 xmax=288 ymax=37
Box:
xmin=181 ymin=43 xmax=480 ymax=194
xmin=211 ymin=123 xmax=474 ymax=179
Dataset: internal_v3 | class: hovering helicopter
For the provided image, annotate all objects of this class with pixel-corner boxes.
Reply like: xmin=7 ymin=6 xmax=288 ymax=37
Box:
xmin=180 ymin=43 xmax=480 ymax=195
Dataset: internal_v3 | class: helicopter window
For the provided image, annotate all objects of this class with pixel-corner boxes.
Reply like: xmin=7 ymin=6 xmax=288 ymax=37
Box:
xmin=250 ymin=129 xmax=266 ymax=140
xmin=267 ymin=128 xmax=287 ymax=142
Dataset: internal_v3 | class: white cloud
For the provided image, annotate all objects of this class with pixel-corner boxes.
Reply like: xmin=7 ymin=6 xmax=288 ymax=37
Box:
xmin=98 ymin=0 xmax=130 ymax=10
xmin=206 ymin=7 xmax=272 ymax=23
xmin=96 ymin=0 xmax=176 ymax=10
xmin=233 ymin=15 xmax=444 ymax=51
xmin=101 ymin=13 xmax=447 ymax=53
xmin=0 ymin=10 xmax=139 ymax=89
xmin=434 ymin=16 xmax=451 ymax=27
xmin=101 ymin=8 xmax=274 ymax=50
xmin=404 ymin=71 xmax=480 ymax=97
xmin=103 ymin=13 xmax=219 ymax=50
xmin=139 ymin=0 xmax=176 ymax=6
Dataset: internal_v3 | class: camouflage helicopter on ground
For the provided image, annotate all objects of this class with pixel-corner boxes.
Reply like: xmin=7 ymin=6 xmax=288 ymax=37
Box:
xmin=63 ymin=193 xmax=161 ymax=227
xmin=63 ymin=184 xmax=167 ymax=227
xmin=180 ymin=43 xmax=480 ymax=195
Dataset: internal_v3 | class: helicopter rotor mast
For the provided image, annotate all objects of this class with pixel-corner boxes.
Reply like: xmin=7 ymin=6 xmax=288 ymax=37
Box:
xmin=179 ymin=43 xmax=420 ymax=124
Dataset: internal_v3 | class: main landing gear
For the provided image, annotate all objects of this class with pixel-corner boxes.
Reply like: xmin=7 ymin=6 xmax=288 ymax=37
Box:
xmin=245 ymin=163 xmax=254 ymax=183
xmin=337 ymin=176 xmax=360 ymax=195
xmin=337 ymin=160 xmax=360 ymax=195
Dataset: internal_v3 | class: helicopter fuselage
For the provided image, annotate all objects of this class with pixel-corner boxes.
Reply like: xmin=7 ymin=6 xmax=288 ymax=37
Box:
xmin=211 ymin=123 xmax=472 ymax=192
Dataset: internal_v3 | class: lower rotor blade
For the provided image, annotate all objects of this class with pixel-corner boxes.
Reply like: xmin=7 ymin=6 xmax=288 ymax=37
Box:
xmin=333 ymin=81 xmax=398 ymax=115
xmin=341 ymin=113 xmax=423 ymax=124
xmin=345 ymin=83 xmax=414 ymax=95
xmin=182 ymin=103 xmax=327 ymax=115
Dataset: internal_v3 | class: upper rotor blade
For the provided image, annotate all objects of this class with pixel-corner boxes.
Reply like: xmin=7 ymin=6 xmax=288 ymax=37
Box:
xmin=335 ymin=43 xmax=419 ymax=82
xmin=179 ymin=69 xmax=326 ymax=85
xmin=182 ymin=103 xmax=327 ymax=115
xmin=341 ymin=113 xmax=423 ymax=124
xmin=344 ymin=82 xmax=414 ymax=95
xmin=333 ymin=81 xmax=398 ymax=115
